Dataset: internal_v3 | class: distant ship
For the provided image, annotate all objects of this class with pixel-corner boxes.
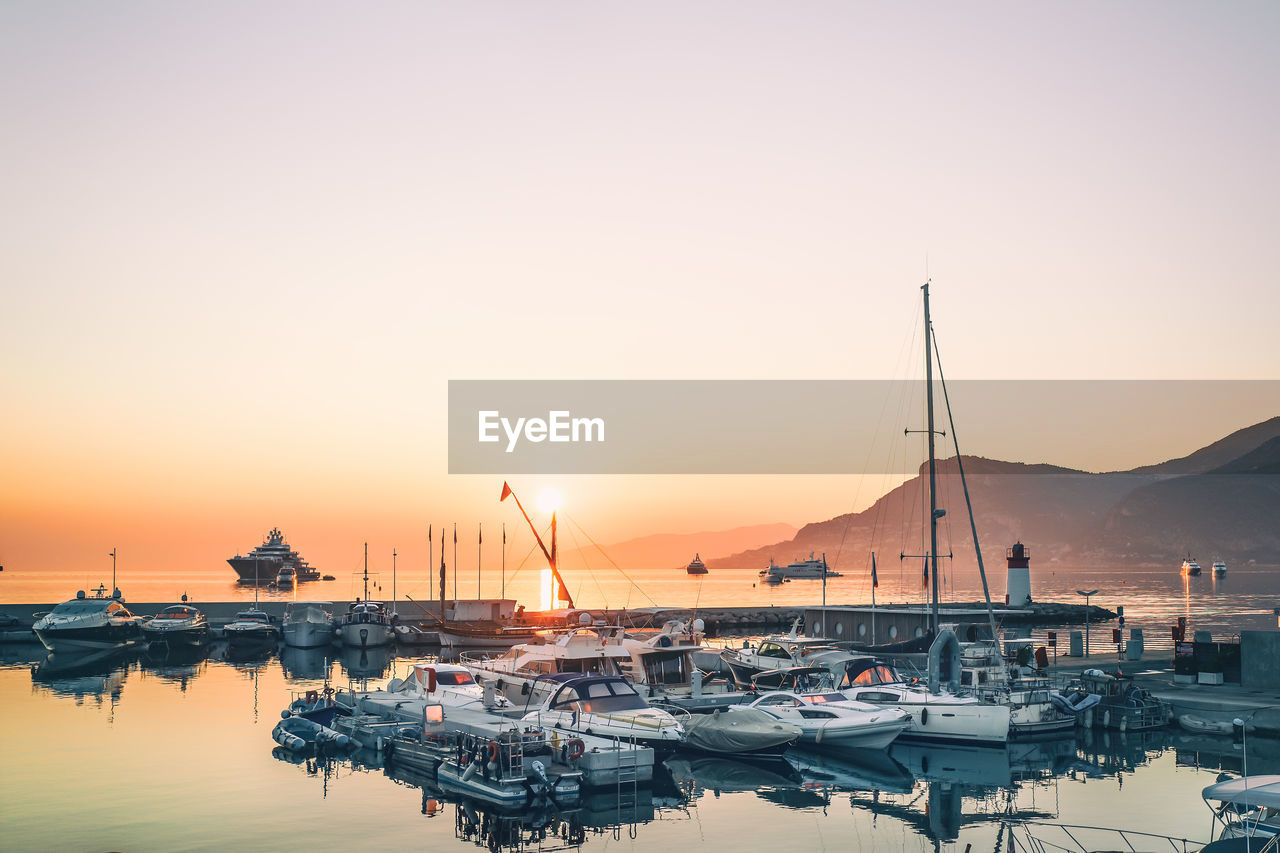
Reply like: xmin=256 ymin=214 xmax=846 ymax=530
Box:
xmin=1180 ymin=556 xmax=1202 ymax=576
xmin=1212 ymin=560 xmax=1227 ymax=577
xmin=759 ymin=552 xmax=842 ymax=583
xmin=686 ymin=554 xmax=709 ymax=575
xmin=228 ymin=528 xmax=320 ymax=583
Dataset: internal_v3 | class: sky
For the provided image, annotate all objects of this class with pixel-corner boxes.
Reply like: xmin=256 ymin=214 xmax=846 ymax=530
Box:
xmin=1 ymin=2 xmax=1278 ymax=579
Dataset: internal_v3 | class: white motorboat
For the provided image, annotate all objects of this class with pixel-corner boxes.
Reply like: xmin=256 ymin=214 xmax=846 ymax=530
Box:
xmin=141 ymin=604 xmax=209 ymax=647
xmin=462 ymin=625 xmax=631 ymax=705
xmin=618 ymin=619 xmax=740 ymax=710
xmin=283 ymin=602 xmax=335 ymax=648
xmin=387 ymin=662 xmax=510 ymax=711
xmin=1182 ymin=556 xmax=1203 ymax=576
xmin=958 ymin=639 xmax=1076 ymax=737
xmin=339 ymin=545 xmax=394 ymax=648
xmin=223 ymin=609 xmax=279 ymax=647
xmin=840 ymin=657 xmax=1010 ymax=746
xmin=681 ymin=707 xmax=802 ymax=758
xmin=273 ymin=565 xmax=297 ymax=589
xmin=1213 ymin=559 xmax=1228 ymax=577
xmin=735 ymin=688 xmax=910 ymax=749
xmin=518 ymin=674 xmax=685 ymax=752
xmin=33 ymin=586 xmax=143 ymax=654
xmin=720 ymin=628 xmax=865 ymax=689
xmin=1202 ymin=775 xmax=1280 ymax=848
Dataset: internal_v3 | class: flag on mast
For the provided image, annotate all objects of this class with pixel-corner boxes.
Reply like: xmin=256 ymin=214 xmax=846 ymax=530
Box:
xmin=871 ymin=553 xmax=879 ymax=588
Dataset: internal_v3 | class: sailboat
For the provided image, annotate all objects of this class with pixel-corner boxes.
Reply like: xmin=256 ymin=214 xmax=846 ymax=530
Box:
xmin=837 ymin=282 xmax=1010 ymax=746
xmin=338 ymin=544 xmax=394 ymax=648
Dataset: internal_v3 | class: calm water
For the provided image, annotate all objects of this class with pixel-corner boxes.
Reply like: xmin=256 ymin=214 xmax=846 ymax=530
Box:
xmin=5 ymin=562 xmax=1277 ymax=641
xmin=3 ymin=639 xmax=1279 ymax=852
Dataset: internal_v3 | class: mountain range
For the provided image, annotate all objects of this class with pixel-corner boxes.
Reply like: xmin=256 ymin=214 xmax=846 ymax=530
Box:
xmin=702 ymin=416 xmax=1280 ymax=572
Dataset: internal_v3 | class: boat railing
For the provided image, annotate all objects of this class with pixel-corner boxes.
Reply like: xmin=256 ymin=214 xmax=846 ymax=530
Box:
xmin=1013 ymin=821 xmax=1205 ymax=853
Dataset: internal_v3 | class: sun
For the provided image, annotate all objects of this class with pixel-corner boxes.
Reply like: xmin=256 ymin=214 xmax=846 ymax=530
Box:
xmin=536 ymin=488 xmax=563 ymax=514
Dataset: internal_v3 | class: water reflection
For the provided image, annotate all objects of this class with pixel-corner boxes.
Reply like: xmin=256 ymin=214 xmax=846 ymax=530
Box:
xmin=7 ymin=641 xmax=1278 ymax=851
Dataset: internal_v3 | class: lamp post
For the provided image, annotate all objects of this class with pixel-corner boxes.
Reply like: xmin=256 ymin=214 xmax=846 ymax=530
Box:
xmin=1077 ymin=589 xmax=1098 ymax=658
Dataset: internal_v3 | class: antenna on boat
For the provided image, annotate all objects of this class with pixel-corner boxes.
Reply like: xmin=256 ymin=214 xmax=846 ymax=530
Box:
xmin=392 ymin=548 xmax=397 ymax=618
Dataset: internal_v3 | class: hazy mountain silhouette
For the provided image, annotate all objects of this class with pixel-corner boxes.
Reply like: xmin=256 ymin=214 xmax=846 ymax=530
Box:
xmin=558 ymin=523 xmax=797 ymax=572
xmin=705 ymin=418 xmax=1280 ymax=572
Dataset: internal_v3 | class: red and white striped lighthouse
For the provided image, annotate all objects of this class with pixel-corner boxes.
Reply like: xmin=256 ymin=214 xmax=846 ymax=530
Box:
xmin=1006 ymin=541 xmax=1032 ymax=607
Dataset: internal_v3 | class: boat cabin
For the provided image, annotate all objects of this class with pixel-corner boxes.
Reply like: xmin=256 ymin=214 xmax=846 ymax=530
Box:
xmin=543 ymin=675 xmax=649 ymax=715
xmin=155 ymin=606 xmax=202 ymax=620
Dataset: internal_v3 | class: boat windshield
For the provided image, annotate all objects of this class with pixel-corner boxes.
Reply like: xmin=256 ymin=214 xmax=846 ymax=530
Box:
xmin=436 ymin=671 xmax=475 ymax=686
xmin=160 ymin=607 xmax=198 ymax=618
xmin=551 ymin=680 xmax=648 ymax=713
xmin=50 ymin=600 xmax=116 ymax=615
xmin=234 ymin=611 xmax=269 ymax=623
xmin=806 ymin=692 xmax=848 ymax=703
xmin=848 ymin=665 xmax=899 ymax=686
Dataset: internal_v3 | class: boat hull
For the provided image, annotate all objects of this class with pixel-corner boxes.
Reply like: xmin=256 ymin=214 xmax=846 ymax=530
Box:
xmin=35 ymin=623 xmax=141 ymax=654
xmin=339 ymin=623 xmax=393 ymax=648
xmin=284 ymin=621 xmax=335 ymax=649
xmin=141 ymin=625 xmax=208 ymax=647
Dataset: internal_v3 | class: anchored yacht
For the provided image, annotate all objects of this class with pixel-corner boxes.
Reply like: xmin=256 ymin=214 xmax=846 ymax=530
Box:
xmin=759 ymin=553 xmax=842 ymax=582
xmin=33 ymin=587 xmax=143 ymax=653
xmin=228 ymin=527 xmax=320 ymax=583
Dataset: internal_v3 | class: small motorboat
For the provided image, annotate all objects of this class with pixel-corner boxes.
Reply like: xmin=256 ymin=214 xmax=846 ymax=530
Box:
xmin=272 ymin=713 xmax=351 ymax=751
xmin=681 ymin=707 xmax=802 ymax=758
xmin=1178 ymin=714 xmax=1236 ymax=735
xmin=1213 ymin=560 xmax=1228 ymax=578
xmin=272 ymin=565 xmax=297 ymax=589
xmin=141 ymin=605 xmax=209 ymax=647
xmin=224 ymin=609 xmax=279 ymax=648
xmin=388 ymin=663 xmax=510 ymax=711
xmin=736 ymin=689 xmax=911 ymax=749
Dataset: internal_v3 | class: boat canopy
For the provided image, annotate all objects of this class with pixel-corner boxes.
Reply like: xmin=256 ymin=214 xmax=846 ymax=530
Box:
xmin=1204 ymin=776 xmax=1280 ymax=810
xmin=157 ymin=606 xmax=201 ymax=618
xmin=545 ymin=675 xmax=647 ymax=713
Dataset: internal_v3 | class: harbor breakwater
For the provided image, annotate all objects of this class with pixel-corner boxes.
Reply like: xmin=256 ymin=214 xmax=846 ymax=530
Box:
xmin=0 ymin=599 xmax=1114 ymax=636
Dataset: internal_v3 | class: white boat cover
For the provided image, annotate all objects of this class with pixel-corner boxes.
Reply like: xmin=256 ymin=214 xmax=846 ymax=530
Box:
xmin=1203 ymin=776 xmax=1280 ymax=809
xmin=682 ymin=708 xmax=801 ymax=754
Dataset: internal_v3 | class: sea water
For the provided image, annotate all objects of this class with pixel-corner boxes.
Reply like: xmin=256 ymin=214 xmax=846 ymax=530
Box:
xmin=2 ymin=564 xmax=1278 ymax=851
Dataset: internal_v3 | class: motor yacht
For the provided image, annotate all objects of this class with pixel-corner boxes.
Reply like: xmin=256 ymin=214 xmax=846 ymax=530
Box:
xmin=338 ymin=601 xmax=394 ymax=649
xmin=141 ymin=605 xmax=209 ymax=648
xmin=227 ymin=527 xmax=320 ymax=582
xmin=387 ymin=662 xmax=510 ymax=711
xmin=283 ymin=602 xmax=335 ymax=648
xmin=719 ymin=624 xmax=864 ymax=688
xmin=735 ymin=686 xmax=910 ymax=749
xmin=758 ymin=552 xmax=842 ymax=582
xmin=1213 ymin=559 xmax=1228 ymax=578
xmin=223 ymin=609 xmax=279 ymax=648
xmin=462 ymin=625 xmax=632 ymax=705
xmin=519 ymin=674 xmax=685 ymax=752
xmin=1182 ymin=556 xmax=1203 ymax=576
xmin=685 ymin=554 xmax=708 ymax=575
xmin=33 ymin=587 xmax=143 ymax=653
xmin=839 ymin=657 xmax=1011 ymax=746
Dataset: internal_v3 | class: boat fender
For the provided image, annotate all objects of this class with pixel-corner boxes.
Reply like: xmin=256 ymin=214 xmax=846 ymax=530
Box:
xmin=280 ymin=710 xmax=292 ymax=720
xmin=565 ymin=738 xmax=585 ymax=761
xmin=306 ymin=689 xmax=318 ymax=704
xmin=1102 ymin=709 xmax=1111 ymax=728
xmin=920 ymin=708 xmax=928 ymax=726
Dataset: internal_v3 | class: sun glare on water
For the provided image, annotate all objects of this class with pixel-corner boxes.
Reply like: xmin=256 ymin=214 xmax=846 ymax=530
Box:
xmin=536 ymin=488 xmax=563 ymax=514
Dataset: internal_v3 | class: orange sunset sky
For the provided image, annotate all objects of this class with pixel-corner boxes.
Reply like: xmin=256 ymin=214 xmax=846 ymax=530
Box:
xmin=2 ymin=3 xmax=1278 ymax=578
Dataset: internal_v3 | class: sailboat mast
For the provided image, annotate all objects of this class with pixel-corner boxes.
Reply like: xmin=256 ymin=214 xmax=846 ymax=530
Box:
xmin=362 ymin=542 xmax=369 ymax=601
xmin=392 ymin=548 xmax=397 ymax=616
xmin=923 ymin=281 xmax=941 ymax=634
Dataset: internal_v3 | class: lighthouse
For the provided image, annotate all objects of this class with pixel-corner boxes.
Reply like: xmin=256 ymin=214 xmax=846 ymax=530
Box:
xmin=1006 ymin=541 xmax=1032 ymax=607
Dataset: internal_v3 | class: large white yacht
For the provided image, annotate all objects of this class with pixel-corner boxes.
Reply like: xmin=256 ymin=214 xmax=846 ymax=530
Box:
xmin=759 ymin=553 xmax=842 ymax=582
xmin=462 ymin=625 xmax=632 ymax=706
xmin=33 ymin=587 xmax=143 ymax=653
xmin=282 ymin=602 xmax=335 ymax=649
xmin=735 ymin=686 xmax=910 ymax=749
xmin=1181 ymin=556 xmax=1203 ymax=576
xmin=228 ymin=527 xmax=320 ymax=583
xmin=840 ymin=657 xmax=1010 ymax=746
